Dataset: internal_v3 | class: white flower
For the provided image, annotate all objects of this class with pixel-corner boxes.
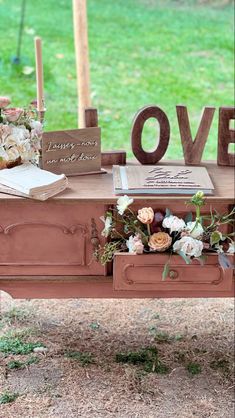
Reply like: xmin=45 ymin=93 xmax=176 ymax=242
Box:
xmin=12 ymin=126 xmax=29 ymax=142
xmin=126 ymin=234 xmax=144 ymax=255
xmin=30 ymin=120 xmax=42 ymax=137
xmin=215 ymin=244 xmax=224 ymax=254
xmin=100 ymin=215 xmax=112 ymax=237
xmin=162 ymin=215 xmax=186 ymax=234
xmin=227 ymin=242 xmax=235 ymax=254
xmin=117 ymin=195 xmax=133 ymax=215
xmin=185 ymin=221 xmax=204 ymax=239
xmin=173 ymin=236 xmax=203 ymax=258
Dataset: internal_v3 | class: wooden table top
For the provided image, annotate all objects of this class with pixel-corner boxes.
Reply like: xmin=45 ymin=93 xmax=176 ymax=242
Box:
xmin=0 ymin=161 xmax=234 ymax=204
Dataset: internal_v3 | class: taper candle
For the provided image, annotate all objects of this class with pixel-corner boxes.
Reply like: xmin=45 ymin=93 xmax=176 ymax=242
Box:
xmin=34 ymin=36 xmax=44 ymax=112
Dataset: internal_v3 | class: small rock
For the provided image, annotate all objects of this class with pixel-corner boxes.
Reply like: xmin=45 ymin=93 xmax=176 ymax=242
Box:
xmin=33 ymin=347 xmax=48 ymax=353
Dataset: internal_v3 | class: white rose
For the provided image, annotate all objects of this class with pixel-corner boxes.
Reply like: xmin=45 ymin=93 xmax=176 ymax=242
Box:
xmin=100 ymin=215 xmax=112 ymax=237
xmin=186 ymin=221 xmax=204 ymax=239
xmin=117 ymin=195 xmax=133 ymax=215
xmin=162 ymin=215 xmax=186 ymax=234
xmin=173 ymin=236 xmax=203 ymax=258
xmin=227 ymin=242 xmax=235 ymax=254
xmin=12 ymin=126 xmax=29 ymax=142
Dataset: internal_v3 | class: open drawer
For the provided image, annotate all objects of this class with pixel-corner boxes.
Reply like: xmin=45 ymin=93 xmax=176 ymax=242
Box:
xmin=113 ymin=253 xmax=234 ymax=293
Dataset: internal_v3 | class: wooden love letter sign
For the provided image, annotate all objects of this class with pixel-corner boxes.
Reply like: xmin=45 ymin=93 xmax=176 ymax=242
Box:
xmin=131 ymin=105 xmax=170 ymax=164
xmin=217 ymin=107 xmax=235 ymax=166
xmin=176 ymin=105 xmax=215 ymax=165
xmin=42 ymin=127 xmax=102 ymax=176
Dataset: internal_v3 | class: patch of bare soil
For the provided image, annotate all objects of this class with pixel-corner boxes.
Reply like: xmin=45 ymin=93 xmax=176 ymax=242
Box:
xmin=0 ymin=293 xmax=234 ymax=418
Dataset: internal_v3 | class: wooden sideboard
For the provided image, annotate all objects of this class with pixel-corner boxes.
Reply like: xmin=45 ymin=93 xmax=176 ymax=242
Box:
xmin=0 ymin=161 xmax=234 ymax=299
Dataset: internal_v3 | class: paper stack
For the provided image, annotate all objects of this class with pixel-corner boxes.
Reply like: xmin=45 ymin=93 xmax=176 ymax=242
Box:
xmin=0 ymin=163 xmax=68 ymax=200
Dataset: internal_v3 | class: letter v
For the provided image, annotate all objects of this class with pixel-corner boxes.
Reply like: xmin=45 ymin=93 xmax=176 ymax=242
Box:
xmin=176 ymin=105 xmax=215 ymax=165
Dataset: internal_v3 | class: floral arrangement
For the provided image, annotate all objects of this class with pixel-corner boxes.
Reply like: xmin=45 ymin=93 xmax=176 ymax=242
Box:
xmin=97 ymin=192 xmax=234 ymax=279
xmin=0 ymin=96 xmax=42 ymax=169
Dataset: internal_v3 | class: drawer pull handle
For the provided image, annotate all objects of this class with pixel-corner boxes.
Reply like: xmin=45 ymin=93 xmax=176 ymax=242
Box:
xmin=169 ymin=269 xmax=179 ymax=280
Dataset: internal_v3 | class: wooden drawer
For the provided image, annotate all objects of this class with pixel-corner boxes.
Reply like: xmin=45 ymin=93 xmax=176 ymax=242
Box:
xmin=0 ymin=201 xmax=106 ymax=276
xmin=113 ymin=253 xmax=234 ymax=293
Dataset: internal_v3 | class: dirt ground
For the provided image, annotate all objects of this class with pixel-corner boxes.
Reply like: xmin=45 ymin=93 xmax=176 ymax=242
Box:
xmin=0 ymin=293 xmax=234 ymax=418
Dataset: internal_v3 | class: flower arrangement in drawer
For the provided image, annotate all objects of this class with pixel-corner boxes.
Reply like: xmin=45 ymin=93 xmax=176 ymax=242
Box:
xmin=0 ymin=96 xmax=42 ymax=169
xmin=97 ymin=192 xmax=234 ymax=279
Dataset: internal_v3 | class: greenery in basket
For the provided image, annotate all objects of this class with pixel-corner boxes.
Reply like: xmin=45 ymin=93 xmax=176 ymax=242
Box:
xmin=0 ymin=96 xmax=42 ymax=169
xmin=96 ymin=192 xmax=234 ymax=279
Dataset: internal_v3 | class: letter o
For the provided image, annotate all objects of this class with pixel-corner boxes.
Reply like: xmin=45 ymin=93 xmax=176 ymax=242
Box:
xmin=131 ymin=105 xmax=170 ymax=164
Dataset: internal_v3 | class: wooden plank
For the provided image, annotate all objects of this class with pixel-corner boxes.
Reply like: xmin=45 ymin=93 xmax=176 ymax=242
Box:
xmin=72 ymin=0 xmax=91 ymax=128
xmin=0 ymin=276 xmax=234 ymax=299
xmin=84 ymin=108 xmax=127 ymax=165
xmin=0 ymin=162 xmax=234 ymax=202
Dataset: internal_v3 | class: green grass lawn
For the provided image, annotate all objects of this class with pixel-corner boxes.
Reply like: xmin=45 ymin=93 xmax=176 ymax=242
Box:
xmin=0 ymin=0 xmax=233 ymax=159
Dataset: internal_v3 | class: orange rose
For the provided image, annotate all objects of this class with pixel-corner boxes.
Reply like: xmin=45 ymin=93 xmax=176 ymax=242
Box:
xmin=137 ymin=207 xmax=154 ymax=224
xmin=148 ymin=232 xmax=172 ymax=252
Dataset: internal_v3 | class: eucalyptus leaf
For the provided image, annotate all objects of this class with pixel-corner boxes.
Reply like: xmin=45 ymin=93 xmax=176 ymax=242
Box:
xmin=165 ymin=208 xmax=172 ymax=218
xmin=184 ymin=212 xmax=193 ymax=223
xmin=218 ymin=253 xmax=234 ymax=269
xmin=162 ymin=262 xmax=170 ymax=281
xmin=178 ymin=251 xmax=192 ymax=265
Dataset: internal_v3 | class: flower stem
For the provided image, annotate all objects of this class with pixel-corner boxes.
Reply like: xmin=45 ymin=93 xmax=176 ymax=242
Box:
xmin=147 ymin=224 xmax=151 ymax=236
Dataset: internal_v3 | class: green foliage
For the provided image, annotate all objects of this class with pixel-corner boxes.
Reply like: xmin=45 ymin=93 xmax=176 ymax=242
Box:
xmin=7 ymin=360 xmax=24 ymax=369
xmin=210 ymin=230 xmax=223 ymax=246
xmin=0 ymin=307 xmax=30 ymax=326
xmin=0 ymin=0 xmax=233 ymax=157
xmin=115 ymin=347 xmax=169 ymax=374
xmin=0 ymin=392 xmax=18 ymax=404
xmin=7 ymin=356 xmax=39 ymax=370
xmin=89 ymin=321 xmax=100 ymax=330
xmin=0 ymin=336 xmax=45 ymax=355
xmin=186 ymin=362 xmax=202 ymax=375
xmin=65 ymin=351 xmax=95 ymax=366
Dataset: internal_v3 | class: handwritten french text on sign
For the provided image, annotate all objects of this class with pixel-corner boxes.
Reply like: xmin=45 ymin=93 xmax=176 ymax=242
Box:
xmin=42 ymin=127 xmax=101 ymax=176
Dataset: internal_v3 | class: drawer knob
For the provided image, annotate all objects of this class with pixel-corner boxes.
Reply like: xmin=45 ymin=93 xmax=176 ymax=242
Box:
xmin=169 ymin=269 xmax=179 ymax=280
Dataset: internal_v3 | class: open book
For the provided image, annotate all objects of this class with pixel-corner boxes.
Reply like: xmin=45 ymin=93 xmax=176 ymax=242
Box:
xmin=0 ymin=163 xmax=68 ymax=200
xmin=113 ymin=165 xmax=214 ymax=195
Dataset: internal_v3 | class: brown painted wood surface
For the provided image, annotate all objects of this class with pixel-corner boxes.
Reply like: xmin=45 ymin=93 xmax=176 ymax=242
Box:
xmin=176 ymin=105 xmax=215 ymax=165
xmin=101 ymin=150 xmax=126 ymax=166
xmin=84 ymin=108 xmax=127 ymax=166
xmin=84 ymin=108 xmax=98 ymax=128
xmin=217 ymin=107 xmax=235 ymax=166
xmin=131 ymin=105 xmax=170 ymax=164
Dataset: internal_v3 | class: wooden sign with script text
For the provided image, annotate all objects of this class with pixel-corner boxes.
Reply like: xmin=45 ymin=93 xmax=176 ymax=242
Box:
xmin=42 ymin=127 xmax=102 ymax=176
